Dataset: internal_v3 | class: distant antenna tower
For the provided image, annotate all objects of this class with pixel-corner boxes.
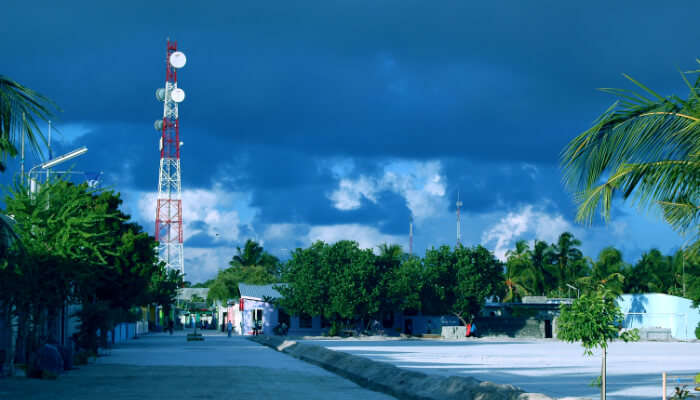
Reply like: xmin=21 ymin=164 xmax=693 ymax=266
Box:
xmin=409 ymin=219 xmax=414 ymax=255
xmin=456 ymin=190 xmax=462 ymax=247
xmin=154 ymin=39 xmax=187 ymax=276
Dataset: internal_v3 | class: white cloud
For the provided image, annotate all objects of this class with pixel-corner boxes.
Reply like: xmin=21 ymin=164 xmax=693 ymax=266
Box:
xmin=481 ymin=205 xmax=576 ymax=260
xmin=135 ymin=187 xmax=250 ymax=244
xmin=263 ymin=223 xmax=298 ymax=240
xmin=329 ymin=176 xmax=378 ymax=210
xmin=328 ymin=159 xmax=448 ymax=223
xmin=183 ymin=246 xmax=232 ymax=284
xmin=306 ymin=224 xmax=406 ymax=252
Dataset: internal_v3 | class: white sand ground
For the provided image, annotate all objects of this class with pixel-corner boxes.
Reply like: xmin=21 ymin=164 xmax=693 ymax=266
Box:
xmin=1 ymin=331 xmax=395 ymax=400
xmin=304 ymin=337 xmax=700 ymax=400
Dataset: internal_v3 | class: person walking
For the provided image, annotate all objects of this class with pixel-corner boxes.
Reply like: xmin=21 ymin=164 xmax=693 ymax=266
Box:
xmin=227 ymin=320 xmax=233 ymax=338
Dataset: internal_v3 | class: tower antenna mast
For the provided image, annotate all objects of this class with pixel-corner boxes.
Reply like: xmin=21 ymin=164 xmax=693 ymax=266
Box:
xmin=409 ymin=218 xmax=414 ymax=255
xmin=154 ymin=39 xmax=187 ymax=276
xmin=456 ymin=190 xmax=462 ymax=247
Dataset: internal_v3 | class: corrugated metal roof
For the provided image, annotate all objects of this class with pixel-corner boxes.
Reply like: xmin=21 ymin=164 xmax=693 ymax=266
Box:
xmin=238 ymin=283 xmax=284 ymax=300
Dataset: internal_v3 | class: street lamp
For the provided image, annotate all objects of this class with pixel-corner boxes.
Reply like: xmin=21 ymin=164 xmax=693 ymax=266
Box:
xmin=27 ymin=146 xmax=88 ymax=192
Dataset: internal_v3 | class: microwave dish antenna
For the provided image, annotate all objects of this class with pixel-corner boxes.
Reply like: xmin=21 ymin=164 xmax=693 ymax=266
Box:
xmin=170 ymin=88 xmax=185 ymax=103
xmin=169 ymin=51 xmax=187 ymax=69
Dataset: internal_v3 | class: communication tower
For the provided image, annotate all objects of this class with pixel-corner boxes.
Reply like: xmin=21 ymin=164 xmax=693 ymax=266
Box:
xmin=154 ymin=39 xmax=187 ymax=276
xmin=456 ymin=190 xmax=462 ymax=247
xmin=409 ymin=219 xmax=414 ymax=255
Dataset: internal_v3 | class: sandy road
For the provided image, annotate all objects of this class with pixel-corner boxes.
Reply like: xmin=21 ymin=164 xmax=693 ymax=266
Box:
xmin=1 ymin=331 xmax=395 ymax=400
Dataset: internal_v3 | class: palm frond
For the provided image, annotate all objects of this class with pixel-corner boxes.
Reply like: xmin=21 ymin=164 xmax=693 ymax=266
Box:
xmin=0 ymin=76 xmax=59 ymax=170
xmin=562 ymin=68 xmax=700 ymax=227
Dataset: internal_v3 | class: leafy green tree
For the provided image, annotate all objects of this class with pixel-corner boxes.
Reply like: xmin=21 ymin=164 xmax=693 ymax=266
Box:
xmin=148 ymin=267 xmax=183 ymax=321
xmin=558 ymin=285 xmax=639 ymax=400
xmin=420 ymin=245 xmax=458 ymax=316
xmin=560 ymin=62 xmax=700 ymax=254
xmin=452 ymin=245 xmax=505 ymax=326
xmin=385 ymin=255 xmax=423 ymax=313
xmin=277 ymin=241 xmax=330 ymax=321
xmin=374 ymin=243 xmax=419 ymax=317
xmin=3 ymin=179 xmax=170 ymax=355
xmin=0 ymin=76 xmax=56 ymax=171
xmin=421 ymin=245 xmax=504 ymax=326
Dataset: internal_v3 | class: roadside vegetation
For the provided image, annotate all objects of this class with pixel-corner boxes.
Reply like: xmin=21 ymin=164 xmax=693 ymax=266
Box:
xmin=0 ymin=179 xmax=182 ymax=375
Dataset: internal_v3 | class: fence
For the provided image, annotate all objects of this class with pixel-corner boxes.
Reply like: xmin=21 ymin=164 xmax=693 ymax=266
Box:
xmin=662 ymin=372 xmax=700 ymax=400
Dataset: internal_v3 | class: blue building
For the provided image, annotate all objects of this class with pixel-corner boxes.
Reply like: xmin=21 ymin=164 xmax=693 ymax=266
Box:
xmin=619 ymin=293 xmax=700 ymax=341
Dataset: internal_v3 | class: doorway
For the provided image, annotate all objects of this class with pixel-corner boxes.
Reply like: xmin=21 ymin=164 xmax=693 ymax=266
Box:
xmin=544 ymin=320 xmax=552 ymax=338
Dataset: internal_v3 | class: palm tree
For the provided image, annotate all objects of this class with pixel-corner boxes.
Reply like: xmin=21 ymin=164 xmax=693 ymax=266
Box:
xmin=0 ymin=76 xmax=56 ymax=171
xmin=377 ymin=243 xmax=403 ymax=269
xmin=551 ymin=232 xmax=584 ymax=295
xmin=504 ymin=240 xmax=534 ymax=302
xmin=531 ymin=240 xmax=556 ymax=295
xmin=229 ymin=239 xmax=279 ymax=275
xmin=561 ymin=62 xmax=700 ymax=253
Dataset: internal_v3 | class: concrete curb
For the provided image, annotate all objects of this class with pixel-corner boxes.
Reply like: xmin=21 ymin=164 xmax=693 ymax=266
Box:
xmin=249 ymin=336 xmax=590 ymax=400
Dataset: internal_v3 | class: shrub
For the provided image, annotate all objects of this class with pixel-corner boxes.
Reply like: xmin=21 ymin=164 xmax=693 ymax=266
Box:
xmin=695 ymin=321 xmax=700 ymax=340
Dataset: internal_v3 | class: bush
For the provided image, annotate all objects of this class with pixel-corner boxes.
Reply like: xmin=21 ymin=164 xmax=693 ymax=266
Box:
xmin=695 ymin=321 xmax=700 ymax=340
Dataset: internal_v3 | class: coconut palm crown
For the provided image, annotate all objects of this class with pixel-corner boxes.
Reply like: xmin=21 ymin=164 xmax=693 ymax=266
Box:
xmin=0 ymin=75 xmax=56 ymax=171
xmin=561 ymin=60 xmax=700 ymax=253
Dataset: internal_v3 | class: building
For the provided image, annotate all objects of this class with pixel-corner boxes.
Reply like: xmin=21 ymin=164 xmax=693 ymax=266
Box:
xmin=619 ymin=293 xmax=700 ymax=341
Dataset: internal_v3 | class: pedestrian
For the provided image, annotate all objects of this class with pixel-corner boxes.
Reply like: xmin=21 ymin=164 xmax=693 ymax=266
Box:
xmin=470 ymin=321 xmax=477 ymax=337
xmin=168 ymin=319 xmax=174 ymax=335
xmin=227 ymin=320 xmax=233 ymax=338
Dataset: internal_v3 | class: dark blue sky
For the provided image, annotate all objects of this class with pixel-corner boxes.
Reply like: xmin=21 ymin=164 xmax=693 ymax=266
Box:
xmin=2 ymin=1 xmax=696 ymax=282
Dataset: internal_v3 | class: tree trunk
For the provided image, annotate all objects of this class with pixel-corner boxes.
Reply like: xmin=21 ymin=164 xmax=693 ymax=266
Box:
xmin=601 ymin=347 xmax=607 ymax=400
xmin=4 ymin=302 xmax=17 ymax=376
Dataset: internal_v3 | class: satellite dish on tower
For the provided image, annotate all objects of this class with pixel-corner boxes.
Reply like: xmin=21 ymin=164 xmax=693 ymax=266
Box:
xmin=169 ymin=51 xmax=187 ymax=69
xmin=170 ymin=88 xmax=185 ymax=103
xmin=155 ymin=88 xmax=166 ymax=102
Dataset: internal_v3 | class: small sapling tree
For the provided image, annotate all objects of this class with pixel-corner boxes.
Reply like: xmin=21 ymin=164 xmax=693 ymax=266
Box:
xmin=557 ymin=284 xmax=639 ymax=400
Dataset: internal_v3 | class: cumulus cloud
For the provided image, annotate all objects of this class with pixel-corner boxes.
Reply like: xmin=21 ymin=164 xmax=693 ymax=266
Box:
xmin=328 ymin=160 xmax=447 ymax=223
xmin=481 ymin=205 xmax=576 ymax=260
xmin=135 ymin=187 xmax=249 ymax=244
xmin=307 ymin=224 xmax=406 ymax=252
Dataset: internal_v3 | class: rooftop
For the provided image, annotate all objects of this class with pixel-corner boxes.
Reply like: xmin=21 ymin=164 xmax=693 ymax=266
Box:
xmin=238 ymin=283 xmax=284 ymax=301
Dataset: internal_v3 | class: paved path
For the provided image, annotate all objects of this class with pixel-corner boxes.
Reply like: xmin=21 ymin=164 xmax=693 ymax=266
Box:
xmin=1 ymin=331 xmax=395 ymax=400
xmin=305 ymin=337 xmax=700 ymax=400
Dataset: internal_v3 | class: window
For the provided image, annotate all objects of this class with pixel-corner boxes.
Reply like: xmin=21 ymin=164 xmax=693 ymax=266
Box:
xmin=299 ymin=313 xmax=312 ymax=329
xmin=252 ymin=309 xmax=263 ymax=322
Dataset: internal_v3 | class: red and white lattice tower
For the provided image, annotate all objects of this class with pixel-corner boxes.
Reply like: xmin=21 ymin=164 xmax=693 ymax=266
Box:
xmin=154 ymin=39 xmax=187 ymax=276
